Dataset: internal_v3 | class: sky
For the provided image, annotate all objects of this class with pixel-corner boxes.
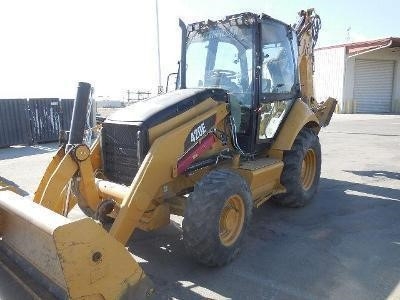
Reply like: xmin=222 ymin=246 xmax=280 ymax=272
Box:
xmin=0 ymin=0 xmax=399 ymax=100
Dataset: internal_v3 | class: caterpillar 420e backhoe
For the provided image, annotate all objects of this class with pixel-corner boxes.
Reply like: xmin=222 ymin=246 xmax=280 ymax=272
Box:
xmin=0 ymin=9 xmax=336 ymax=299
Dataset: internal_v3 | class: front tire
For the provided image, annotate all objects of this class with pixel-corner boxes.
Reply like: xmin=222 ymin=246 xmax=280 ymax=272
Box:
xmin=183 ymin=169 xmax=252 ymax=267
xmin=272 ymin=127 xmax=321 ymax=208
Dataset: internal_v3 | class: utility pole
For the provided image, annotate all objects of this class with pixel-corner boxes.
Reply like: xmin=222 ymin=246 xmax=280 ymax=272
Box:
xmin=346 ymin=27 xmax=351 ymax=42
xmin=155 ymin=0 xmax=163 ymax=94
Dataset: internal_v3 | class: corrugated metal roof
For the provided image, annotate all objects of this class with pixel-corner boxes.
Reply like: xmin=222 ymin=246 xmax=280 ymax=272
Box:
xmin=316 ymin=37 xmax=400 ymax=55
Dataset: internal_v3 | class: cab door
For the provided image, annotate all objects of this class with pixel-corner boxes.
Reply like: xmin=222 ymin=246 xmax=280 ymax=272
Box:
xmin=255 ymin=17 xmax=300 ymax=153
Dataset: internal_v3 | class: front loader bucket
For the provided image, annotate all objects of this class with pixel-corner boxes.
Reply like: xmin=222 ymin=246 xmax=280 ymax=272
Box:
xmin=0 ymin=190 xmax=153 ymax=299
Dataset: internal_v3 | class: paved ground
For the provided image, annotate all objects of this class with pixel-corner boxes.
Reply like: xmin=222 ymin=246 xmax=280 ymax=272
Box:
xmin=0 ymin=114 xmax=399 ymax=299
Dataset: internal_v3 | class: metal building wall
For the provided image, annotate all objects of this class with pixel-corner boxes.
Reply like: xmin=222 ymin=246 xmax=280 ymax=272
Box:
xmin=353 ymin=60 xmax=394 ymax=113
xmin=0 ymin=99 xmax=32 ymax=148
xmin=344 ymin=48 xmax=400 ymax=113
xmin=60 ymin=99 xmax=74 ymax=131
xmin=0 ymin=98 xmax=96 ymax=147
xmin=314 ymin=47 xmax=346 ymax=112
xmin=28 ymin=98 xmax=61 ymax=143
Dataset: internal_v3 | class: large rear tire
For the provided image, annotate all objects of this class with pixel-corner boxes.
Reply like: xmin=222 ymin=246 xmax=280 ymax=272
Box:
xmin=272 ymin=127 xmax=321 ymax=208
xmin=183 ymin=169 xmax=252 ymax=267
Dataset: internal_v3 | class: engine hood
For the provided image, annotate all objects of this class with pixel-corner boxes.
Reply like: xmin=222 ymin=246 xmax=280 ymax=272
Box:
xmin=107 ymin=88 xmax=227 ymax=128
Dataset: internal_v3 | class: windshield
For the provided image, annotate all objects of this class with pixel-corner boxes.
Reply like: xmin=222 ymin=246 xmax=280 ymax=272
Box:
xmin=186 ymin=24 xmax=253 ymax=99
xmin=185 ymin=23 xmax=254 ymax=132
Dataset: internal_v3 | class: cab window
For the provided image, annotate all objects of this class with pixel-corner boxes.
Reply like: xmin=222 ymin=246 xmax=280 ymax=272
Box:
xmin=260 ymin=21 xmax=295 ymax=95
xmin=258 ymin=20 xmax=296 ymax=142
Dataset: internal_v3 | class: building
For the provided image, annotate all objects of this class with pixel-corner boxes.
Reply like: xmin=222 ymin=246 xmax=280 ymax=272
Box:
xmin=314 ymin=37 xmax=400 ymax=113
xmin=96 ymin=99 xmax=124 ymax=108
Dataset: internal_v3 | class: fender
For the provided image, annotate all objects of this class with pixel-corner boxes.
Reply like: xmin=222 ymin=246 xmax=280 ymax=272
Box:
xmin=271 ymin=99 xmax=320 ymax=151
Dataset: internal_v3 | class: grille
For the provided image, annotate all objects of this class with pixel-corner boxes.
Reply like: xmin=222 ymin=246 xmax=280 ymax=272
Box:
xmin=102 ymin=122 xmax=142 ymax=185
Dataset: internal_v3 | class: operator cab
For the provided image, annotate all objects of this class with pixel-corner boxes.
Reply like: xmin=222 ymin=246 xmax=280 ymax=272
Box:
xmin=180 ymin=13 xmax=300 ymax=155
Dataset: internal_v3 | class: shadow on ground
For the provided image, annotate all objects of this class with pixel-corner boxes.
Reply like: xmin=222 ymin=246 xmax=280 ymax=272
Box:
xmin=128 ymin=177 xmax=400 ymax=300
xmin=344 ymin=170 xmax=400 ymax=181
xmin=0 ymin=176 xmax=29 ymax=196
xmin=0 ymin=143 xmax=58 ymax=160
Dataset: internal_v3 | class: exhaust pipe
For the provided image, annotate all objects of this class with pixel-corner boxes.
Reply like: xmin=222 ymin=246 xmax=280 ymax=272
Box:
xmin=67 ymin=82 xmax=91 ymax=152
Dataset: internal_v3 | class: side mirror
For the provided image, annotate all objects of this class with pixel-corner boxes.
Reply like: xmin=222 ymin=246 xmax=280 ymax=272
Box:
xmin=166 ymin=72 xmax=178 ymax=93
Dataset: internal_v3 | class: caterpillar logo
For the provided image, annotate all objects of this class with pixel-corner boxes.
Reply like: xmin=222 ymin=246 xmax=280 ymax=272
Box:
xmin=184 ymin=114 xmax=216 ymax=151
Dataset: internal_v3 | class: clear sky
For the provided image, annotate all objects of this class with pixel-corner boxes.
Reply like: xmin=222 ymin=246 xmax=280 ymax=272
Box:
xmin=0 ymin=0 xmax=399 ymax=99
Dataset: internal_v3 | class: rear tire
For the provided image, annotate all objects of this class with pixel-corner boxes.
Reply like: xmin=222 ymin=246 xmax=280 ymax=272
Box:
xmin=272 ymin=127 xmax=321 ymax=208
xmin=183 ymin=169 xmax=252 ymax=267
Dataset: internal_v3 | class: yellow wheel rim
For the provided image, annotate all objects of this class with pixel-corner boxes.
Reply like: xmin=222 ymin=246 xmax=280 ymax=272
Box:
xmin=301 ymin=148 xmax=317 ymax=191
xmin=219 ymin=195 xmax=245 ymax=247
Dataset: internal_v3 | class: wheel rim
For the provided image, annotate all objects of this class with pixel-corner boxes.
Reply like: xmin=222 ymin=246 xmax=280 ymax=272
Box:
xmin=219 ymin=194 xmax=245 ymax=247
xmin=301 ymin=148 xmax=316 ymax=191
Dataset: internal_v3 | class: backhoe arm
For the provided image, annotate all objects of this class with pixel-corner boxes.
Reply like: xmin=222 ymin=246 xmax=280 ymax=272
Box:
xmin=295 ymin=8 xmax=336 ymax=126
xmin=295 ymin=8 xmax=321 ymax=103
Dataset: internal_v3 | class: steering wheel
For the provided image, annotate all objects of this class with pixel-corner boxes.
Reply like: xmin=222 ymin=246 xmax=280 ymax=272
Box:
xmin=209 ymin=69 xmax=237 ymax=78
xmin=208 ymin=69 xmax=242 ymax=94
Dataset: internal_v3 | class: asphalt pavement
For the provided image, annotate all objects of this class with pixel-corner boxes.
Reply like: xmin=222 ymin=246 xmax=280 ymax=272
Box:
xmin=0 ymin=114 xmax=399 ymax=299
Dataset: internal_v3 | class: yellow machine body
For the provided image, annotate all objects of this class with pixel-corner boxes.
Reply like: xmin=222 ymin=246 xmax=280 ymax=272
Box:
xmin=0 ymin=8 xmax=337 ymax=299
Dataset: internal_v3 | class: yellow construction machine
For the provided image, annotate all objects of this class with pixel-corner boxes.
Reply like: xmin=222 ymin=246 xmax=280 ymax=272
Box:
xmin=0 ymin=8 xmax=336 ymax=299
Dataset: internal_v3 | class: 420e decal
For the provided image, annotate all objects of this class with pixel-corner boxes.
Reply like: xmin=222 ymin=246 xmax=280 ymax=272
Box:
xmin=184 ymin=115 xmax=216 ymax=151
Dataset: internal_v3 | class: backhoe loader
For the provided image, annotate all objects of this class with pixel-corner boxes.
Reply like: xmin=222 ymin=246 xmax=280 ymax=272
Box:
xmin=0 ymin=9 xmax=336 ymax=299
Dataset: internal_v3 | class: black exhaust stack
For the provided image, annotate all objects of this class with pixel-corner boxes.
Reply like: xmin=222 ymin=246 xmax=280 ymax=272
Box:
xmin=66 ymin=82 xmax=91 ymax=151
